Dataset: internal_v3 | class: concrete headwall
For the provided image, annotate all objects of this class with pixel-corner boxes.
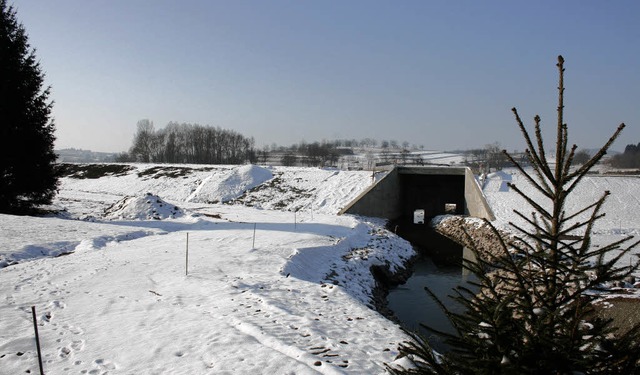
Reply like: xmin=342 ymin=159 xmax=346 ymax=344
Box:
xmin=464 ymin=168 xmax=495 ymax=220
xmin=338 ymin=168 xmax=402 ymax=219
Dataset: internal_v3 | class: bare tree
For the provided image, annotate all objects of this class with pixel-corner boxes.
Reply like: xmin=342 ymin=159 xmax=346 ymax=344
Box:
xmin=129 ymin=119 xmax=155 ymax=162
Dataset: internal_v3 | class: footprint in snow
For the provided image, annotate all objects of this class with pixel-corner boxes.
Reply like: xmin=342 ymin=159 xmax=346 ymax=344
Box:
xmin=48 ymin=300 xmax=66 ymax=309
xmin=57 ymin=339 xmax=84 ymax=359
xmin=58 ymin=346 xmax=72 ymax=358
xmin=63 ymin=324 xmax=84 ymax=335
xmin=88 ymin=358 xmax=117 ymax=373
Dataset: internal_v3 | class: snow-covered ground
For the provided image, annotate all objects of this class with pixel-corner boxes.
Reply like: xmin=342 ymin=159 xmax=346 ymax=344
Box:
xmin=482 ymin=168 xmax=640 ymax=273
xmin=0 ymin=164 xmax=415 ymax=374
xmin=1 ymin=163 xmax=639 ymax=374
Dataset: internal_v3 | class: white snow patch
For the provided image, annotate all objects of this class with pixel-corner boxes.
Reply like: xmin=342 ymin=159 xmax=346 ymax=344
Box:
xmin=187 ymin=164 xmax=273 ymax=203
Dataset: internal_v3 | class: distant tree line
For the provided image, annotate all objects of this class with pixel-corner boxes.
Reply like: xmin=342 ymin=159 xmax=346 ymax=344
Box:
xmin=261 ymin=141 xmax=345 ymax=167
xmin=259 ymin=138 xmax=425 ymax=167
xmin=609 ymin=142 xmax=640 ymax=168
xmin=116 ymin=123 xmax=434 ymax=167
xmin=462 ymin=142 xmax=512 ymax=173
xmin=117 ymin=120 xmax=256 ymax=164
xmin=264 ymin=138 xmax=423 ymax=154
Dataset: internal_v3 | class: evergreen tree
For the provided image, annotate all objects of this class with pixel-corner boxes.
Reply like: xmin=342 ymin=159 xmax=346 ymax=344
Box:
xmin=388 ymin=56 xmax=640 ymax=373
xmin=0 ymin=0 xmax=59 ymax=213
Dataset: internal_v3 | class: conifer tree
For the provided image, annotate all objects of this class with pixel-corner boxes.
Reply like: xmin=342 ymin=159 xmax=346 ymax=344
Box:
xmin=388 ymin=56 xmax=640 ymax=374
xmin=0 ymin=0 xmax=59 ymax=213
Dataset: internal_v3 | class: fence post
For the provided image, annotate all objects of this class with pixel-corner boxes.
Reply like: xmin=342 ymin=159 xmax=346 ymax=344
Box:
xmin=252 ymin=223 xmax=257 ymax=249
xmin=185 ymin=232 xmax=189 ymax=276
xmin=31 ymin=306 xmax=44 ymax=375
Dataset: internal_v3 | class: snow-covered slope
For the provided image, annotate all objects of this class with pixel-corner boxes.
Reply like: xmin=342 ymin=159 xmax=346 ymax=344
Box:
xmin=483 ymin=168 xmax=640 ymax=237
xmin=482 ymin=168 xmax=640 ymax=269
xmin=55 ymin=164 xmax=376 ymax=220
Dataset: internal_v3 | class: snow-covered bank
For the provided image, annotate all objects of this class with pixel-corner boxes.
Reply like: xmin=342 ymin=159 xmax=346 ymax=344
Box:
xmin=0 ymin=164 xmax=416 ymax=374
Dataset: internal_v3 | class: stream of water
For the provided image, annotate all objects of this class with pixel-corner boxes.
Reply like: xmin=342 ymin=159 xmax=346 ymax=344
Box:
xmin=387 ymin=254 xmax=474 ymax=353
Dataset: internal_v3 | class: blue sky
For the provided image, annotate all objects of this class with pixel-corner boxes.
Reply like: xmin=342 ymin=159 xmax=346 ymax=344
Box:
xmin=14 ymin=0 xmax=640 ymax=153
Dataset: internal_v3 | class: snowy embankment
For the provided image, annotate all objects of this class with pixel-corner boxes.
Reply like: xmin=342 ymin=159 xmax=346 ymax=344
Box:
xmin=0 ymin=164 xmax=414 ymax=374
xmin=55 ymin=164 xmax=378 ymax=220
xmin=481 ymin=168 xmax=640 ymax=276
xmin=483 ymin=169 xmax=640 ymax=237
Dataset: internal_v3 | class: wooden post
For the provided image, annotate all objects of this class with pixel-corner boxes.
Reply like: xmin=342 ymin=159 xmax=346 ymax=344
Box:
xmin=252 ymin=223 xmax=257 ymax=249
xmin=185 ymin=232 xmax=189 ymax=276
xmin=31 ymin=306 xmax=44 ymax=375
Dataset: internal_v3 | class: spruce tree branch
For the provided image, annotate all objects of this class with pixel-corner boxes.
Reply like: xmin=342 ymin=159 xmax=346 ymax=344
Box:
xmin=511 ymin=107 xmax=555 ymax=182
xmin=566 ymin=123 xmax=625 ymax=183
xmin=512 ymin=210 xmax=551 ymax=237
xmin=577 ymin=191 xmax=609 ymax=253
xmin=508 ymin=184 xmax=553 ymax=219
xmin=587 ymin=236 xmax=636 ymax=262
xmin=504 ymin=150 xmax=555 ymax=197
xmin=562 ymin=198 xmax=606 ymax=224
xmin=511 ymin=236 xmax=538 ymax=254
xmin=398 ymin=55 xmax=640 ymax=373
xmin=533 ymin=115 xmax=553 ymax=180
xmin=561 ymin=144 xmax=578 ymax=182
xmin=591 ymin=245 xmax=640 ymax=286
xmin=556 ymin=215 xmax=604 ymax=239
xmin=484 ymin=220 xmax=539 ymax=311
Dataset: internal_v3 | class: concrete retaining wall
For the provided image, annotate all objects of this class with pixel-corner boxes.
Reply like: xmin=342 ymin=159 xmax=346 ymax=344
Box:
xmin=464 ymin=168 xmax=495 ymax=220
xmin=338 ymin=168 xmax=402 ymax=218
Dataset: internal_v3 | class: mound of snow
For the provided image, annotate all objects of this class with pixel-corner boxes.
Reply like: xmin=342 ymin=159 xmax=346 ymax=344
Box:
xmin=188 ymin=165 xmax=273 ymax=203
xmin=104 ymin=193 xmax=184 ymax=220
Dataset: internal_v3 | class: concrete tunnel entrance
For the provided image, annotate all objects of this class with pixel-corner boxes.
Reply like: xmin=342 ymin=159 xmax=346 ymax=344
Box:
xmin=395 ymin=171 xmax=465 ymax=262
xmin=339 ymin=166 xmax=494 ymax=262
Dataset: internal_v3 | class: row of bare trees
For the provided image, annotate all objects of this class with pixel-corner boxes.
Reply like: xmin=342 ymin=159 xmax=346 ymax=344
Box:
xmin=118 ymin=120 xmax=256 ymax=164
xmin=609 ymin=142 xmax=640 ymax=168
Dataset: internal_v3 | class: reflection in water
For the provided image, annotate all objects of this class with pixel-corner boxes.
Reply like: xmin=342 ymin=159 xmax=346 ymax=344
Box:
xmin=387 ymin=255 xmax=473 ymax=353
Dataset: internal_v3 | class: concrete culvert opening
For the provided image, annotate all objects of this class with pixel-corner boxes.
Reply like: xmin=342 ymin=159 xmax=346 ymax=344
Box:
xmin=340 ymin=166 xmax=494 ymax=258
xmin=340 ymin=166 xmax=494 ymax=352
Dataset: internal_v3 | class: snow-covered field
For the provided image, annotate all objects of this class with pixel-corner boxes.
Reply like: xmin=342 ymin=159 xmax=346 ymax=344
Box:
xmin=483 ymin=169 xmax=640 ymax=258
xmin=1 ymin=163 xmax=639 ymax=374
xmin=1 ymin=164 xmax=416 ymax=374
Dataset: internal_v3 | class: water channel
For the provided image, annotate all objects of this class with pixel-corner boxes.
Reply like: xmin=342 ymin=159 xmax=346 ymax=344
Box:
xmin=386 ymin=225 xmax=476 ymax=353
